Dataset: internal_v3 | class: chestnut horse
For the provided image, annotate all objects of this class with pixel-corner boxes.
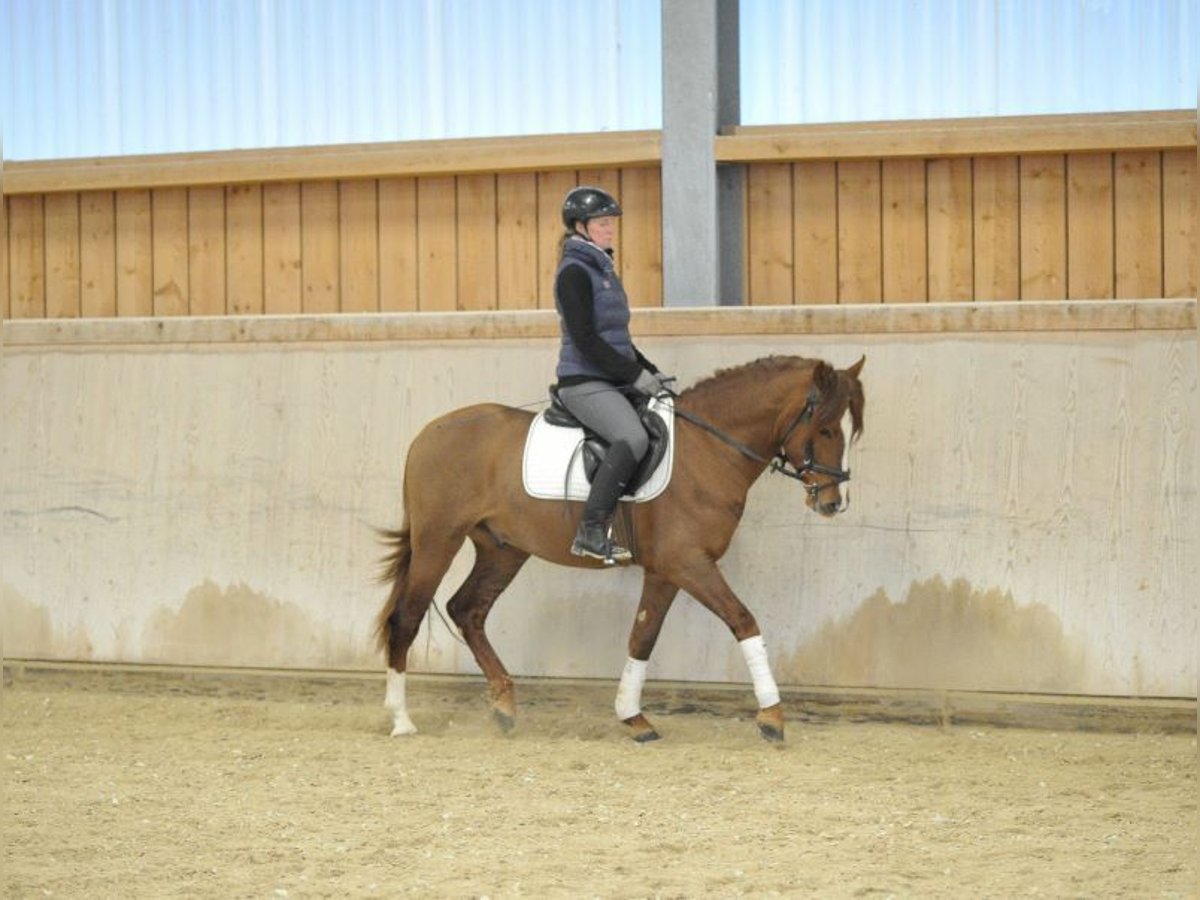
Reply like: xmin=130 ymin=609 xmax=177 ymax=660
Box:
xmin=376 ymin=355 xmax=865 ymax=742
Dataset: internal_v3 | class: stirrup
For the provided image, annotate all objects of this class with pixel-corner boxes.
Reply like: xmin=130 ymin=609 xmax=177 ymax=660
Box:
xmin=571 ymin=524 xmax=632 ymax=565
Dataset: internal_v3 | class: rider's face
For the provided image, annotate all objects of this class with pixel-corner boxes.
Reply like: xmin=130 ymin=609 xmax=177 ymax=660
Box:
xmin=580 ymin=216 xmax=618 ymax=250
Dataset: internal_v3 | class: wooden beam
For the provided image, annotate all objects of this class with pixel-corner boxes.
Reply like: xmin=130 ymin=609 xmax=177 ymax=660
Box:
xmin=718 ymin=110 xmax=1196 ymax=163
xmin=5 ymin=132 xmax=663 ymax=196
xmin=1 ymin=299 xmax=1192 ymax=347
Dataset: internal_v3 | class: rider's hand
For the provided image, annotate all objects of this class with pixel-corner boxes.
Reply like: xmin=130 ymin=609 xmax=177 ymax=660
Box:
xmin=632 ymin=368 xmax=669 ymax=397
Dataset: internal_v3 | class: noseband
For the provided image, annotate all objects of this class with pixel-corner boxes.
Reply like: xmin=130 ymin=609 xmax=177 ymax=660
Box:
xmin=670 ymin=388 xmax=852 ymax=499
xmin=769 ymin=390 xmax=852 ymax=499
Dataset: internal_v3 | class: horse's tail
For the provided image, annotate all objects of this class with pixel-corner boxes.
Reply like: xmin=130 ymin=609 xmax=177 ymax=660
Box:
xmin=374 ymin=520 xmax=412 ymax=654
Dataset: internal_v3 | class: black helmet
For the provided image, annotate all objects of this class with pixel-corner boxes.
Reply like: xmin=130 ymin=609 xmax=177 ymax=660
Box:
xmin=561 ymin=186 xmax=622 ymax=230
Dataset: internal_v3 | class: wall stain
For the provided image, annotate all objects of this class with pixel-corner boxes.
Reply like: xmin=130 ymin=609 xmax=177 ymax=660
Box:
xmin=1 ymin=583 xmax=94 ymax=660
xmin=775 ymin=576 xmax=1087 ymax=693
xmin=142 ymin=580 xmax=372 ymax=669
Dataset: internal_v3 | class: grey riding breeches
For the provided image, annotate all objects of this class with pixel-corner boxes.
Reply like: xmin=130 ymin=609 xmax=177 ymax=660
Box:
xmin=556 ymin=380 xmax=650 ymax=461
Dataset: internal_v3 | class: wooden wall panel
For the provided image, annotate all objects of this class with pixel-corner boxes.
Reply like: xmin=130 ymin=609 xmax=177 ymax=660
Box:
xmin=151 ymin=188 xmax=189 ymax=316
xmin=837 ymin=160 xmax=882 ymax=303
xmin=881 ymin=159 xmax=927 ymax=303
xmin=263 ymin=183 xmax=302 ymax=314
xmin=793 ymin=161 xmax=838 ymax=304
xmin=456 ymin=173 xmax=498 ymax=311
xmin=495 ymin=172 xmax=537 ymax=310
xmin=536 ymin=170 xmax=576 ymax=309
xmin=300 ymin=181 xmax=339 ymax=314
xmin=226 ymin=184 xmax=263 ymax=314
xmin=80 ymin=191 xmax=116 ymax=317
xmin=1018 ymin=155 xmax=1067 ymax=299
xmin=746 ymin=163 xmax=793 ymax=305
xmin=0 ymin=196 xmax=8 ymax=319
xmin=973 ymin=157 xmax=1020 ymax=301
xmin=44 ymin=192 xmax=81 ymax=318
xmin=1162 ymin=149 xmax=1196 ymax=299
xmin=115 ymin=190 xmax=152 ymax=317
xmin=926 ymin=158 xmax=973 ymax=302
xmin=9 ymin=194 xmax=46 ymax=318
xmin=618 ymin=167 xmax=662 ymax=307
xmin=1066 ymin=153 xmax=1114 ymax=299
xmin=1114 ymin=151 xmax=1163 ymax=298
xmin=187 ymin=186 xmax=226 ymax=316
xmin=416 ymin=176 xmax=457 ymax=312
xmin=338 ymin=179 xmax=379 ymax=313
xmin=378 ymin=177 xmax=418 ymax=312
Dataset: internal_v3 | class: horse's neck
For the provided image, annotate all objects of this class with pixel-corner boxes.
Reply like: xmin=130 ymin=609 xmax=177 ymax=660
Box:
xmin=684 ymin=366 xmax=810 ymax=461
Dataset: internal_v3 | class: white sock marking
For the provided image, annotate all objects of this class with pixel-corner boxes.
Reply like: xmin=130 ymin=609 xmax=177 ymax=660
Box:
xmin=385 ymin=668 xmax=418 ymax=736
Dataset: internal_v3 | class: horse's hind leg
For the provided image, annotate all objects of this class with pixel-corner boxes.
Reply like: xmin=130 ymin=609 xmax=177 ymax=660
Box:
xmin=379 ymin=530 xmax=465 ymax=736
xmin=446 ymin=533 xmax=530 ymax=732
xmin=617 ymin=572 xmax=679 ymax=742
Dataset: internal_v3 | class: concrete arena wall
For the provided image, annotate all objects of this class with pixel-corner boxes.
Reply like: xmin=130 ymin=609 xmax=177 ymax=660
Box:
xmin=1 ymin=304 xmax=1195 ymax=698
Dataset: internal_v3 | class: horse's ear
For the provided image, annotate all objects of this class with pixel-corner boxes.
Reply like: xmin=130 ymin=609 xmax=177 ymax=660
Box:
xmin=846 ymin=355 xmax=865 ymax=380
xmin=813 ymin=360 xmax=838 ymax=395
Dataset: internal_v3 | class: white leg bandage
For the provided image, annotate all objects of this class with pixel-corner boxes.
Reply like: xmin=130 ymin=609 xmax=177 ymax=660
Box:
xmin=385 ymin=668 xmax=418 ymax=736
xmin=739 ymin=635 xmax=781 ymax=709
xmin=614 ymin=657 xmax=649 ymax=721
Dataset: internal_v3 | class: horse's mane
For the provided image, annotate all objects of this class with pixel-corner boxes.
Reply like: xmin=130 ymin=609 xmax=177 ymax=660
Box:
xmin=682 ymin=354 xmax=864 ymax=442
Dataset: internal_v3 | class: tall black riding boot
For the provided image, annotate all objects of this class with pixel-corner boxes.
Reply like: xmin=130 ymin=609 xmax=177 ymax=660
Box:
xmin=571 ymin=440 xmax=638 ymax=564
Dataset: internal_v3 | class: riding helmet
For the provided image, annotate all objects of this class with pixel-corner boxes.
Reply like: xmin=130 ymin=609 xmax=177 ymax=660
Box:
xmin=561 ymin=186 xmax=622 ymax=230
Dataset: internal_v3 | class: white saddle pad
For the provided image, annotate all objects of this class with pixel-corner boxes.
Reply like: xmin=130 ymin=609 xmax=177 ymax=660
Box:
xmin=522 ymin=396 xmax=675 ymax=502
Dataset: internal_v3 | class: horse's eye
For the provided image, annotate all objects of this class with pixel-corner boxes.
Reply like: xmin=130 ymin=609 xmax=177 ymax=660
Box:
xmin=819 ymin=427 xmax=835 ymax=439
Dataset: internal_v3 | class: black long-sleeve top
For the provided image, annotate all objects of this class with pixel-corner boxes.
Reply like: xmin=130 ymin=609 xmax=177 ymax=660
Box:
xmin=555 ymin=263 xmax=657 ymax=387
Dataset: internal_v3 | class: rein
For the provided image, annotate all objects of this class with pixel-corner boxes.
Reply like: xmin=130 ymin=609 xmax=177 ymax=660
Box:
xmin=669 ymin=390 xmax=851 ymax=498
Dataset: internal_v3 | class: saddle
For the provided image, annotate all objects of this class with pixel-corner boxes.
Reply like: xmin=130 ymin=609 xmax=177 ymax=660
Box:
xmin=522 ymin=389 xmax=675 ymax=503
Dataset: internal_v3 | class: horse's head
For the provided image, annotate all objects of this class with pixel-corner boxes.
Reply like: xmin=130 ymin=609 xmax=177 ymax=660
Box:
xmin=775 ymin=356 xmax=865 ymax=517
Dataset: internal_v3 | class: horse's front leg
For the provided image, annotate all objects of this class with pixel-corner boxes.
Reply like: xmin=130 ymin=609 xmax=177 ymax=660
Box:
xmin=616 ymin=573 xmax=679 ymax=742
xmin=667 ymin=559 xmax=785 ymax=742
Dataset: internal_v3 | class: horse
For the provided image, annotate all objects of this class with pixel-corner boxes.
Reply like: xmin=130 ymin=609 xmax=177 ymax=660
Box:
xmin=375 ymin=354 xmax=865 ymax=742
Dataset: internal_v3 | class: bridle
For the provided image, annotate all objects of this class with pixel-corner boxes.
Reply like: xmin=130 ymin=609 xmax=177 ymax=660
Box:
xmin=670 ymin=388 xmax=852 ymax=501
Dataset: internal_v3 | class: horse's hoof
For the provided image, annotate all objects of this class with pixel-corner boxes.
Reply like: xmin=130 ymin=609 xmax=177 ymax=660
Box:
xmin=492 ymin=707 xmax=515 ymax=733
xmin=389 ymin=715 xmax=418 ymax=737
xmin=622 ymin=713 xmax=661 ymax=743
xmin=756 ymin=705 xmax=785 ymax=742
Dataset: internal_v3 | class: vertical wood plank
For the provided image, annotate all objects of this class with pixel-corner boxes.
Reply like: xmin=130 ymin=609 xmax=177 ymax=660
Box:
xmin=881 ymin=158 xmax=927 ymax=303
xmin=537 ymin=170 xmax=577 ymax=309
xmin=115 ymin=190 xmax=152 ymax=316
xmin=263 ymin=182 xmax=302 ymax=314
xmin=416 ymin=175 xmax=457 ymax=312
xmin=1066 ymin=153 xmax=1115 ymax=299
xmin=226 ymin=183 xmax=263 ymax=314
xmin=455 ymin=173 xmax=498 ymax=311
xmin=837 ymin=159 xmax=882 ymax=303
xmin=926 ymin=157 xmax=973 ymax=302
xmin=793 ymin=161 xmax=838 ymax=304
xmin=618 ymin=166 xmax=662 ymax=307
xmin=151 ymin=187 xmax=189 ymax=316
xmin=745 ymin=162 xmax=793 ymax=305
xmin=187 ymin=186 xmax=226 ymax=316
xmin=1114 ymin=150 xmax=1163 ymax=299
xmin=1162 ymin=149 xmax=1196 ymax=299
xmin=378 ymin=177 xmax=418 ymax=312
xmin=301 ymin=180 xmax=339 ymax=314
xmin=0 ymin=195 xmax=9 ymax=319
xmin=8 ymin=194 xmax=45 ymax=318
xmin=973 ymin=156 xmax=1020 ymax=301
xmin=80 ymin=191 xmax=116 ymax=317
xmin=495 ymin=172 xmax=538 ymax=310
xmin=1018 ymin=154 xmax=1067 ymax=299
xmin=338 ymin=179 xmax=379 ymax=313
xmin=44 ymin=192 xmax=81 ymax=318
